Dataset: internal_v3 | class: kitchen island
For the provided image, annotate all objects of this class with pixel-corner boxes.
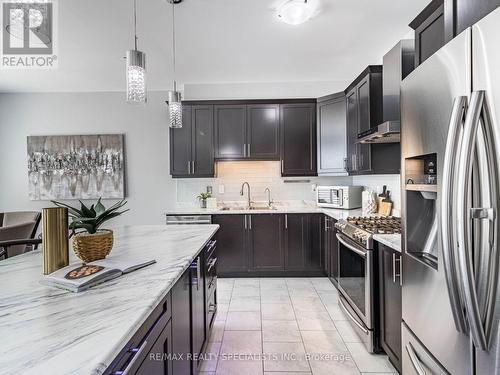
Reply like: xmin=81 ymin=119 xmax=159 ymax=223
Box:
xmin=0 ymin=225 xmax=219 ymax=375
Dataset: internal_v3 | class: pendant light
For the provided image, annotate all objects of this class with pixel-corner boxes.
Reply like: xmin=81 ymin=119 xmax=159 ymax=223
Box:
xmin=126 ymin=0 xmax=147 ymax=103
xmin=167 ymin=0 xmax=182 ymax=128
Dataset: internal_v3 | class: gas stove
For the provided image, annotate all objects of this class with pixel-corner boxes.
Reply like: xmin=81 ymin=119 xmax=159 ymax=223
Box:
xmin=334 ymin=216 xmax=402 ymax=249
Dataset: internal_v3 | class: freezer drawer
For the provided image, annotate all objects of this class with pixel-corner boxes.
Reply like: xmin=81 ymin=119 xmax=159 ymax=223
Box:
xmin=402 ymin=322 xmax=449 ymax=375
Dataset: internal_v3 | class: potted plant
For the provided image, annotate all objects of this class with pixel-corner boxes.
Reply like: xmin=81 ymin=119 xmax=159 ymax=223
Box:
xmin=52 ymin=198 xmax=129 ymax=262
xmin=196 ymin=192 xmax=211 ymax=208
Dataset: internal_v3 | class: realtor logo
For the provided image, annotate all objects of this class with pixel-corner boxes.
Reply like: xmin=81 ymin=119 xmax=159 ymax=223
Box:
xmin=1 ymin=0 xmax=58 ymax=68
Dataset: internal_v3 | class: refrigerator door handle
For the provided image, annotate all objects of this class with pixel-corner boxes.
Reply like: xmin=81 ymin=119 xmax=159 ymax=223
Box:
xmin=405 ymin=343 xmax=427 ymax=375
xmin=441 ymin=95 xmax=468 ymax=333
xmin=456 ymin=90 xmax=500 ymax=351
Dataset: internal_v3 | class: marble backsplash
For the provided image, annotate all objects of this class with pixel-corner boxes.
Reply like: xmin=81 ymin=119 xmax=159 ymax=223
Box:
xmin=175 ymin=161 xmax=401 ymax=214
xmin=175 ymin=161 xmax=351 ymax=204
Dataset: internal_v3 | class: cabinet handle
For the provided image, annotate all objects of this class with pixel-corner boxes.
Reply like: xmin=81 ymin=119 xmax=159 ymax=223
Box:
xmin=393 ymin=253 xmax=402 ymax=284
xmin=208 ymin=303 xmax=217 ymax=313
xmin=248 ymin=143 xmax=251 ymax=157
xmin=392 ymin=252 xmax=396 ymax=283
xmin=244 ymin=215 xmax=247 ymax=230
xmin=343 ymin=158 xmax=348 ymax=171
xmin=187 ymin=161 xmax=191 ymax=174
xmin=324 ymin=217 xmax=329 ymax=231
xmin=190 ymin=257 xmax=201 ymax=290
xmin=243 ymin=144 xmax=246 ymax=157
xmin=281 ymin=159 xmax=284 ymax=174
xmin=208 ymin=257 xmax=218 ymax=272
xmin=249 ymin=215 xmax=252 ymax=230
xmin=285 ymin=214 xmax=288 ymax=229
xmin=192 ymin=160 xmax=195 ymax=174
xmin=121 ymin=339 xmax=148 ymax=375
xmin=398 ymin=255 xmax=402 ymax=286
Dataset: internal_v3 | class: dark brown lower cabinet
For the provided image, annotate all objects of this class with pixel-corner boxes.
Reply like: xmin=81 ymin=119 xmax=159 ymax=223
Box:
xmin=135 ymin=317 xmax=173 ymax=375
xmin=284 ymin=214 xmax=307 ymax=271
xmin=378 ymin=242 xmax=402 ymax=373
xmin=250 ymin=214 xmax=284 ymax=271
xmin=323 ymin=216 xmax=339 ymax=285
xmin=212 ymin=215 xmax=248 ymax=273
xmin=191 ymin=256 xmax=206 ymax=374
xmin=105 ymin=236 xmax=217 ymax=375
xmin=172 ymin=263 xmax=194 ymax=375
xmin=307 ymin=214 xmax=324 ymax=271
xmin=215 ymin=213 xmax=326 ymax=277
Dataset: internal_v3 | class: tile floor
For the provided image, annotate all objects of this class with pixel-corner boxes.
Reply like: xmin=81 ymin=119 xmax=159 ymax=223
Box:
xmin=200 ymin=277 xmax=397 ymax=375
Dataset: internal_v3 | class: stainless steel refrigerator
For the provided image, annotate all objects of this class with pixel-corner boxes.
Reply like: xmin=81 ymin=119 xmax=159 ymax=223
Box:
xmin=401 ymin=7 xmax=500 ymax=375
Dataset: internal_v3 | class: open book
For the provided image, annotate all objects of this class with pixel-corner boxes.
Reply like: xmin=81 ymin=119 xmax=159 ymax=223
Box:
xmin=40 ymin=257 xmax=156 ymax=293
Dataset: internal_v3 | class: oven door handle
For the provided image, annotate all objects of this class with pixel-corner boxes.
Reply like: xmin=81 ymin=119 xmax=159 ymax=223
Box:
xmin=336 ymin=233 xmax=367 ymax=258
xmin=339 ymin=297 xmax=368 ymax=334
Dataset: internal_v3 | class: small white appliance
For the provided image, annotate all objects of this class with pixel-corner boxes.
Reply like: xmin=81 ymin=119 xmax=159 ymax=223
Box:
xmin=316 ymin=186 xmax=363 ymax=209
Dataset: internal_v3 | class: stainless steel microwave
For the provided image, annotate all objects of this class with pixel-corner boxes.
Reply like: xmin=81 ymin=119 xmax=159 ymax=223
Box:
xmin=316 ymin=186 xmax=363 ymax=209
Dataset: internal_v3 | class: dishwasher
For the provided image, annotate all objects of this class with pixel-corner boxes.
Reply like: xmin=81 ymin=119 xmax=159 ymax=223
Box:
xmin=166 ymin=215 xmax=212 ymax=225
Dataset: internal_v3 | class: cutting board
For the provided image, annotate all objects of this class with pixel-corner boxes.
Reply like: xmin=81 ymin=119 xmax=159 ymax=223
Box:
xmin=378 ymin=200 xmax=393 ymax=216
xmin=378 ymin=189 xmax=393 ymax=216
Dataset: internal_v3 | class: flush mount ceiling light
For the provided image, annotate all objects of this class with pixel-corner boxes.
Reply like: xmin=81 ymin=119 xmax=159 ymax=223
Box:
xmin=125 ymin=0 xmax=147 ymax=104
xmin=166 ymin=0 xmax=183 ymax=128
xmin=277 ymin=0 xmax=315 ymax=25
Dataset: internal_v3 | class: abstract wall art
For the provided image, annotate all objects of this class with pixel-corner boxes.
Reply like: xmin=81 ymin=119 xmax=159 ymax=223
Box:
xmin=27 ymin=134 xmax=125 ymax=200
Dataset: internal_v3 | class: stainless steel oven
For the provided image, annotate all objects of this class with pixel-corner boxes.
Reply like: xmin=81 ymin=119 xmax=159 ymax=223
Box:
xmin=336 ymin=232 xmax=377 ymax=352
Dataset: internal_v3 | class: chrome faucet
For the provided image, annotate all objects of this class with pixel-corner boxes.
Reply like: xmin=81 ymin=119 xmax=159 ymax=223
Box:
xmin=264 ymin=187 xmax=273 ymax=207
xmin=240 ymin=182 xmax=251 ymax=208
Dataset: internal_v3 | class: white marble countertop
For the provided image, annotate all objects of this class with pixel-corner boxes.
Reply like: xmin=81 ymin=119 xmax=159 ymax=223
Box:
xmin=373 ymin=233 xmax=402 ymax=253
xmin=0 ymin=225 xmax=219 ymax=375
xmin=167 ymin=201 xmax=363 ymax=221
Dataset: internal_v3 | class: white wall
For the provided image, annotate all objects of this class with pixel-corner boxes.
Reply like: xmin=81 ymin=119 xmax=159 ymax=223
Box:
xmin=0 ymin=91 xmax=175 ymax=227
xmin=352 ymin=174 xmax=401 ymax=213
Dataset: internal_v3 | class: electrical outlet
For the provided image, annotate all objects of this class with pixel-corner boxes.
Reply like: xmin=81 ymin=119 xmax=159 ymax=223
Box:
xmin=218 ymin=184 xmax=225 ymax=194
xmin=311 ymin=183 xmax=317 ymax=192
xmin=207 ymin=186 xmax=213 ymax=195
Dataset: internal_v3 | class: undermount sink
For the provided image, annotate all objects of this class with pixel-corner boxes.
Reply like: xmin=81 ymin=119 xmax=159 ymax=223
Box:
xmin=249 ymin=205 xmax=277 ymax=210
xmin=219 ymin=205 xmax=276 ymax=211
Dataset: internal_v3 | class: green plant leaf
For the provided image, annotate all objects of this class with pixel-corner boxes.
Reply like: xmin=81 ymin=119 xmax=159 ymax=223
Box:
xmin=94 ymin=198 xmax=105 ymax=215
xmin=79 ymin=200 xmax=96 ymax=218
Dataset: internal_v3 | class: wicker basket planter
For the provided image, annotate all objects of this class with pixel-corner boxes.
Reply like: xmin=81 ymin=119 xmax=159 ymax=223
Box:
xmin=72 ymin=229 xmax=114 ymax=262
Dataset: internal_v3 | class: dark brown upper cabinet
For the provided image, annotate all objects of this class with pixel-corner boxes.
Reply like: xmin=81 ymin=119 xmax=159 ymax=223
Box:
xmin=170 ymin=105 xmax=215 ymax=178
xmin=170 ymin=106 xmax=192 ymax=177
xmin=317 ymin=93 xmax=348 ymax=176
xmin=344 ymin=66 xmax=383 ymax=174
xmin=444 ymin=0 xmax=500 ymax=42
xmin=192 ymin=105 xmax=215 ymax=177
xmin=214 ymin=104 xmax=280 ymax=160
xmin=280 ymin=103 xmax=317 ymax=176
xmin=214 ymin=105 xmax=247 ymax=159
xmin=246 ymin=104 xmax=280 ymax=160
xmin=410 ymin=0 xmax=445 ymax=67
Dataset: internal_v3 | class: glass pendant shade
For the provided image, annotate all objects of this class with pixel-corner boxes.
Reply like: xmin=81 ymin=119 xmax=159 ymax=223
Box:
xmin=126 ymin=49 xmax=147 ymax=103
xmin=168 ymin=89 xmax=182 ymax=128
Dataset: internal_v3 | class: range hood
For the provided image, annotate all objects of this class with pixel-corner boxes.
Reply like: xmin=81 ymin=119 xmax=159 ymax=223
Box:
xmin=357 ymin=121 xmax=400 ymax=143
xmin=357 ymin=40 xmax=414 ymax=144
